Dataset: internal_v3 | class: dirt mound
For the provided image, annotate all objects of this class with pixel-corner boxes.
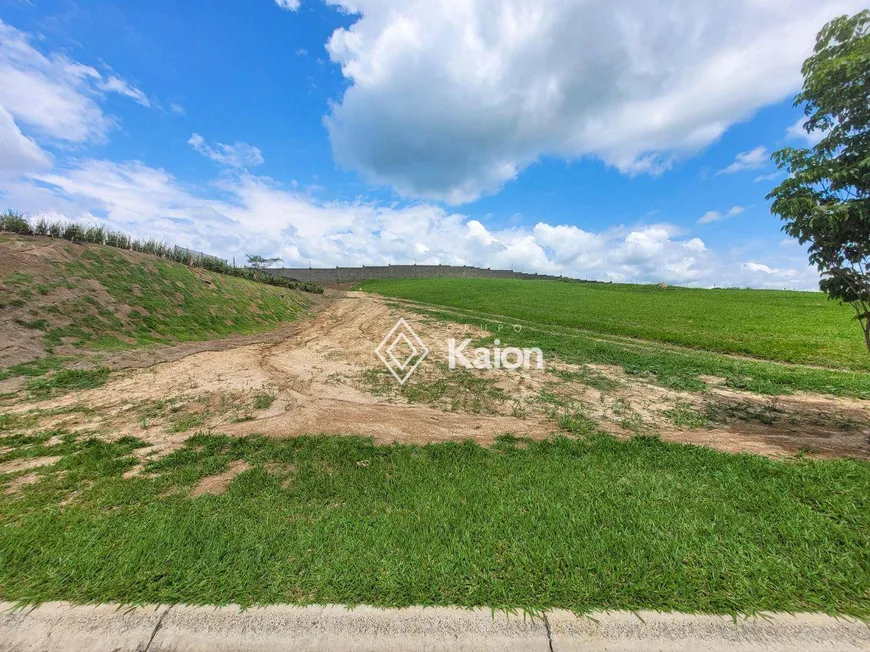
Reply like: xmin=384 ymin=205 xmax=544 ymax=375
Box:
xmin=0 ymin=234 xmax=312 ymax=373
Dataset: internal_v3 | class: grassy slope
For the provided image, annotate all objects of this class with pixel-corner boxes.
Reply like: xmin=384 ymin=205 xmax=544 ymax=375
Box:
xmin=1 ymin=432 xmax=868 ymax=615
xmin=0 ymin=235 xmax=312 ymax=382
xmin=394 ymin=304 xmax=870 ymax=398
xmin=360 ymin=278 xmax=868 ymax=371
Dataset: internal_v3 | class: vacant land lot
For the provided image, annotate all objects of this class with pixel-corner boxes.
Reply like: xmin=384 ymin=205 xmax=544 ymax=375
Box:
xmin=2 ymin=246 xmax=870 ymax=616
xmin=361 ymin=278 xmax=868 ymax=371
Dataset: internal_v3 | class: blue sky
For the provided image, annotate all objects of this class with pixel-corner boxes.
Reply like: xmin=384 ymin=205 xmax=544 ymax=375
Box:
xmin=1 ymin=0 xmax=867 ymax=288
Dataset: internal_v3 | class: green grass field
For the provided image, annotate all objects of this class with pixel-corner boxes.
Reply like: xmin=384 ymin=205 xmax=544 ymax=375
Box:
xmin=395 ymin=304 xmax=870 ymax=398
xmin=2 ymin=269 xmax=869 ymax=615
xmin=1 ymin=431 xmax=869 ymax=615
xmin=359 ymin=279 xmax=870 ymax=398
xmin=360 ymin=279 xmax=868 ymax=371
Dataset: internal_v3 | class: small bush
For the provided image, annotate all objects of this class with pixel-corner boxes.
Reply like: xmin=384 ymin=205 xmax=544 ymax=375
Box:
xmin=0 ymin=210 xmax=33 ymax=235
xmin=62 ymin=222 xmax=85 ymax=241
xmin=48 ymin=221 xmax=64 ymax=238
xmin=33 ymin=217 xmax=50 ymax=236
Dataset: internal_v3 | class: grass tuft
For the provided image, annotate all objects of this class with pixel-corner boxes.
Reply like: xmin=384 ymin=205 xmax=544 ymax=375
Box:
xmin=253 ymin=391 xmax=276 ymax=410
xmin=26 ymin=368 xmax=110 ymax=399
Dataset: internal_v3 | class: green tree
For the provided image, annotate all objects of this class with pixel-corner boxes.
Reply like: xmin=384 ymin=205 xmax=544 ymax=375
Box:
xmin=768 ymin=10 xmax=870 ymax=354
xmin=245 ymin=254 xmax=283 ymax=270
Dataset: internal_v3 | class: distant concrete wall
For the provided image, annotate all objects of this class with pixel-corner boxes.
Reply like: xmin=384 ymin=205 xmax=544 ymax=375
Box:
xmin=265 ymin=264 xmax=589 ymax=285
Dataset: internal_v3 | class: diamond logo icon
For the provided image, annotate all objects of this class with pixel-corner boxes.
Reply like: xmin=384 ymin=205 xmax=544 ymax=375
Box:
xmin=376 ymin=318 xmax=429 ymax=384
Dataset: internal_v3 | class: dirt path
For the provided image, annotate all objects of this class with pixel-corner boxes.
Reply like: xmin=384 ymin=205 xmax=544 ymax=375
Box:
xmin=9 ymin=292 xmax=554 ymax=459
xmin=5 ymin=291 xmax=870 ymax=461
xmin=226 ymin=291 xmax=556 ymax=444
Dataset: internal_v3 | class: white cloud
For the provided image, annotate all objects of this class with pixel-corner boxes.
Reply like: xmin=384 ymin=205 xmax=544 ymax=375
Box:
xmin=0 ymin=21 xmax=109 ymax=143
xmin=684 ymin=238 xmax=707 ymax=253
xmin=100 ymin=76 xmax=150 ymax=107
xmin=697 ymin=206 xmax=744 ymax=224
xmin=0 ymin=157 xmax=819 ymax=289
xmin=0 ymin=20 xmax=149 ymax=144
xmin=717 ymin=146 xmax=768 ymax=175
xmin=533 ymin=223 xmax=605 ymax=266
xmin=188 ymin=133 xmax=265 ymax=168
xmin=323 ymin=0 xmax=864 ymax=203
xmin=742 ymin=262 xmax=775 ymax=274
xmin=754 ymin=171 xmax=786 ymax=183
xmin=169 ymin=102 xmax=186 ymax=115
xmin=275 ymin=0 xmax=301 ymax=10
xmin=786 ymin=115 xmax=828 ymax=146
xmin=0 ymin=106 xmax=52 ymax=175
xmin=698 ymin=211 xmax=723 ymax=224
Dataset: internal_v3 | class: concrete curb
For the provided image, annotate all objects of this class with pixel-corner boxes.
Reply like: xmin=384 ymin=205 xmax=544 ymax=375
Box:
xmin=1 ymin=602 xmax=868 ymax=652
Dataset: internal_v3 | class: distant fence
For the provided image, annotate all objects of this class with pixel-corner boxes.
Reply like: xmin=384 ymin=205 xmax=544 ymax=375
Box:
xmin=173 ymin=246 xmax=227 ymax=266
xmin=264 ymin=264 xmax=594 ymax=284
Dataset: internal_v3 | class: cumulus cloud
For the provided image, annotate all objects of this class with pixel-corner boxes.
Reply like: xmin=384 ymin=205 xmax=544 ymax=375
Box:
xmin=188 ymin=133 xmax=265 ymax=168
xmin=742 ymin=262 xmax=775 ymax=274
xmin=0 ymin=157 xmax=818 ymax=290
xmin=717 ymin=146 xmax=769 ymax=175
xmin=275 ymin=0 xmax=301 ymax=10
xmin=0 ymin=20 xmax=149 ymax=145
xmin=323 ymin=0 xmax=864 ymax=203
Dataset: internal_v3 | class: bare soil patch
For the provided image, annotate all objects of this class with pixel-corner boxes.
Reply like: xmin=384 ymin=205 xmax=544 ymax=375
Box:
xmin=3 ymin=293 xmax=553 ymax=451
xmin=3 ymin=472 xmax=39 ymax=495
xmin=0 ymin=455 xmax=61 ymax=474
xmin=190 ymin=460 xmax=251 ymax=497
xmin=3 ymin=291 xmax=868 ymax=460
xmin=540 ymin=362 xmax=870 ymax=459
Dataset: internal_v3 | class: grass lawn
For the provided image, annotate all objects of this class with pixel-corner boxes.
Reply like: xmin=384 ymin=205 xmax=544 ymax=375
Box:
xmin=1 ymin=429 xmax=869 ymax=615
xmin=360 ymin=278 xmax=869 ymax=371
